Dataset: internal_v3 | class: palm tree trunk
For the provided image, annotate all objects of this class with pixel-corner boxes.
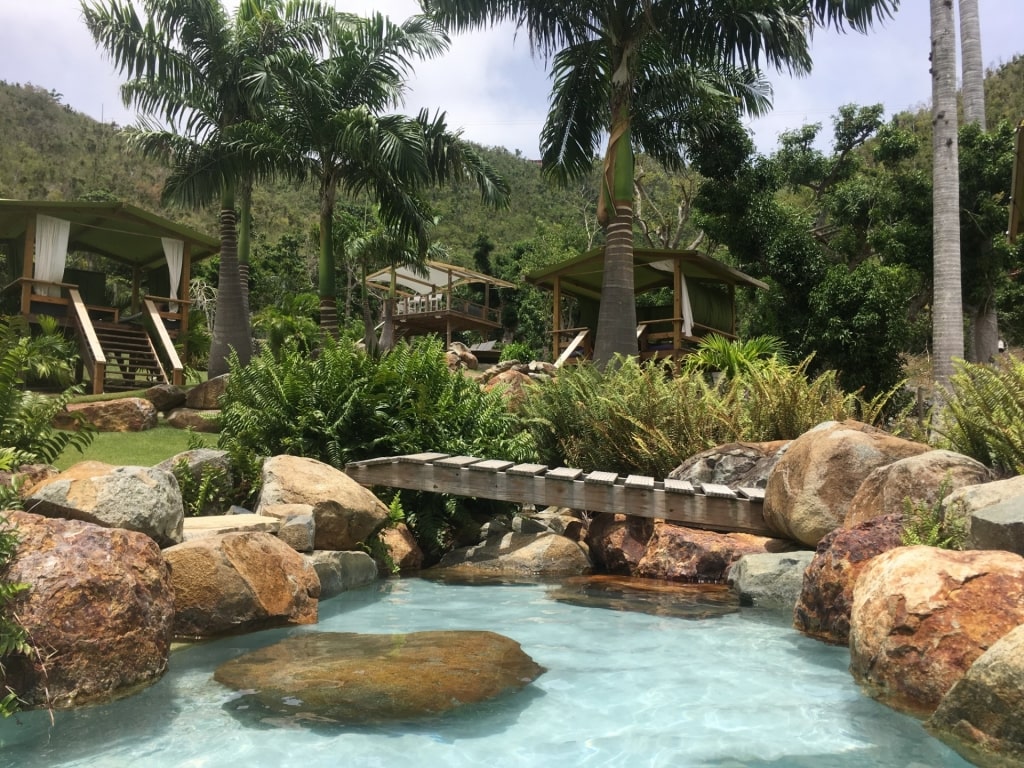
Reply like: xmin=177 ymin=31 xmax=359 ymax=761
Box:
xmin=208 ymin=199 xmax=254 ymax=378
xmin=931 ymin=0 xmax=964 ymax=391
xmin=318 ymin=183 xmax=339 ymax=338
xmin=958 ymin=0 xmax=998 ymax=362
xmin=592 ymin=92 xmax=638 ymax=367
xmin=237 ymin=175 xmax=253 ymax=315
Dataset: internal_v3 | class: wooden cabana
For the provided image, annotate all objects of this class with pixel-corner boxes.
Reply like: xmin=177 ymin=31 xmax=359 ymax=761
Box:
xmin=1010 ymin=119 xmax=1024 ymax=243
xmin=365 ymin=260 xmax=515 ymax=346
xmin=526 ymin=247 xmax=768 ymax=365
xmin=0 ymin=199 xmax=219 ymax=393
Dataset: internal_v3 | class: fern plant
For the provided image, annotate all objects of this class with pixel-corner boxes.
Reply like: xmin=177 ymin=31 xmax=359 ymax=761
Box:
xmin=683 ymin=333 xmax=787 ymax=379
xmin=937 ymin=355 xmax=1024 ymax=476
xmin=900 ymin=477 xmax=970 ymax=550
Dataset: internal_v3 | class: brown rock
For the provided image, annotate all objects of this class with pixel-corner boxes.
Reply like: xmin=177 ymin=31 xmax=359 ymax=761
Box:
xmin=166 ymin=407 xmax=222 ymax=433
xmin=548 ymin=575 xmax=740 ymax=619
xmin=448 ymin=341 xmax=479 ymax=370
xmin=435 ymin=532 xmax=591 ymax=577
xmin=305 ymin=550 xmax=378 ymax=598
xmin=794 ymin=512 xmax=905 ymax=645
xmin=256 ymin=455 xmax=389 ymax=551
xmin=1 ymin=512 xmax=173 ymax=708
xmin=845 ymin=449 xmax=992 ymax=529
xmin=482 ymin=369 xmax=534 ymax=406
xmin=585 ymin=512 xmax=652 ymax=575
xmin=927 ymin=623 xmax=1024 ymax=768
xmin=0 ymin=464 xmax=57 ymax=498
xmin=214 ymin=630 xmax=544 ymax=723
xmin=635 ymin=521 xmax=795 ymax=582
xmin=163 ymin=531 xmax=320 ymax=639
xmin=849 ymin=546 xmax=1024 ymax=715
xmin=669 ymin=440 xmax=789 ymax=488
xmin=763 ymin=420 xmax=929 ymax=546
xmin=52 ymin=397 xmax=157 ymax=432
xmin=185 ymin=374 xmax=229 ymax=410
xmin=145 ymin=383 xmax=187 ymax=412
xmin=378 ymin=523 xmax=423 ymax=573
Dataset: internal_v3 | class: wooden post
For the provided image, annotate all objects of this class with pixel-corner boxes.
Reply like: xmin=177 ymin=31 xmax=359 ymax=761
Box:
xmin=673 ymin=256 xmax=683 ymax=351
xmin=131 ymin=268 xmax=141 ymax=315
xmin=552 ymin=275 xmax=562 ymax=361
xmin=180 ymin=242 xmax=191 ymax=362
xmin=20 ymin=214 xmax=34 ymax=315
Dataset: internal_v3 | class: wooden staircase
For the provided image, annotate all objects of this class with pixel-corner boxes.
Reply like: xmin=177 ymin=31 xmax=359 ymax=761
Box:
xmin=92 ymin=321 xmax=168 ymax=391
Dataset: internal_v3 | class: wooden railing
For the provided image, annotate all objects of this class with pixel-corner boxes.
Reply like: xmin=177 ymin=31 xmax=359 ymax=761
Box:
xmin=637 ymin=318 xmax=737 ymax=360
xmin=551 ymin=327 xmax=591 ymax=367
xmin=67 ymin=288 xmax=107 ymax=395
xmin=143 ymin=298 xmax=183 ymax=386
xmin=393 ymin=292 xmax=501 ymax=325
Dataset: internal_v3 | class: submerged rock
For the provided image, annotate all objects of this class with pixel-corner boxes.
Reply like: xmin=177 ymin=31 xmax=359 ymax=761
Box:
xmin=214 ymin=630 xmax=544 ymax=723
xmin=547 ymin=574 xmax=740 ymax=619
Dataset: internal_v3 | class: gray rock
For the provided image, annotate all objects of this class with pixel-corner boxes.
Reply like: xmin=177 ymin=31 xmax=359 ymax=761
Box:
xmin=276 ymin=513 xmax=316 ymax=553
xmin=166 ymin=407 xmax=222 ymax=433
xmin=970 ymin=497 xmax=1024 ymax=556
xmin=728 ymin=550 xmax=815 ymax=610
xmin=145 ymin=383 xmax=187 ymax=412
xmin=26 ymin=462 xmax=184 ymax=547
xmin=156 ymin=449 xmax=233 ymax=516
xmin=306 ymin=550 xmax=378 ymax=598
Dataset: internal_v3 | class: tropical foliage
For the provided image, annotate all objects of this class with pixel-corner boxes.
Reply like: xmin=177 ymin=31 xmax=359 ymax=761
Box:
xmin=936 ymin=354 xmax=1024 ymax=477
xmin=218 ymin=336 xmax=535 ymax=560
xmin=522 ymin=354 xmax=890 ymax=478
xmin=900 ymin=477 xmax=970 ymax=550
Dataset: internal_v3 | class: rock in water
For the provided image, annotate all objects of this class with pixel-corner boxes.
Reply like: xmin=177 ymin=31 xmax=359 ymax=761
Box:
xmin=547 ymin=574 xmax=740 ymax=619
xmin=214 ymin=630 xmax=544 ymax=723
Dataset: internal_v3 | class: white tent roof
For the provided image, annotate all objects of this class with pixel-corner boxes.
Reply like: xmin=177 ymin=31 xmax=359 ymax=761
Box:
xmin=365 ymin=260 xmax=516 ymax=295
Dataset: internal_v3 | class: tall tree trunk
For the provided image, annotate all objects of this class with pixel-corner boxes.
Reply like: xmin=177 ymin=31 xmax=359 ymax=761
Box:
xmin=593 ymin=90 xmax=638 ymax=367
xmin=208 ymin=196 xmax=254 ymax=378
xmin=958 ymin=0 xmax=998 ymax=362
xmin=237 ymin=175 xmax=253 ymax=316
xmin=318 ymin=181 xmax=339 ymax=338
xmin=931 ymin=0 xmax=964 ymax=391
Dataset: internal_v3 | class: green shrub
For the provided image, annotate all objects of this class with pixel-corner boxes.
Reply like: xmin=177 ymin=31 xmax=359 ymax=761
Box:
xmin=522 ymin=354 xmax=891 ymax=477
xmin=0 ymin=513 xmax=30 ymax=717
xmin=218 ymin=336 xmax=535 ymax=561
xmin=499 ymin=341 xmax=535 ymax=363
xmin=900 ymin=477 xmax=970 ymax=550
xmin=936 ymin=355 xmax=1024 ymax=476
xmin=171 ymin=457 xmax=232 ymax=516
xmin=683 ymin=334 xmax=787 ymax=378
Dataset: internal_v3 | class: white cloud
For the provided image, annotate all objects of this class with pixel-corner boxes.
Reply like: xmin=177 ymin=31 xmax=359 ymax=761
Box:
xmin=1 ymin=0 xmax=1021 ymax=159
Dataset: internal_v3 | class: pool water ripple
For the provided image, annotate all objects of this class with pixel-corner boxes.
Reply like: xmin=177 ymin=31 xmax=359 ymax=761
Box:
xmin=0 ymin=578 xmax=971 ymax=767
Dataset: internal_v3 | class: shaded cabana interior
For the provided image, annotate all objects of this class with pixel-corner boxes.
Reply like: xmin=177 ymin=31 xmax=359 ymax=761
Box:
xmin=0 ymin=200 xmax=219 ymax=392
xmin=527 ymin=247 xmax=768 ymax=365
xmin=365 ymin=260 xmax=515 ymax=347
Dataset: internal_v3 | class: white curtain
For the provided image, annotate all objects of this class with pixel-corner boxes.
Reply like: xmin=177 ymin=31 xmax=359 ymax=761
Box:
xmin=33 ymin=214 xmax=70 ymax=297
xmin=162 ymin=237 xmax=184 ymax=312
xmin=680 ymin=274 xmax=694 ymax=337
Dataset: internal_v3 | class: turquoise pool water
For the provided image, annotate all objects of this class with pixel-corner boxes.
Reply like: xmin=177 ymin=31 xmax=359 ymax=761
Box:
xmin=0 ymin=578 xmax=970 ymax=767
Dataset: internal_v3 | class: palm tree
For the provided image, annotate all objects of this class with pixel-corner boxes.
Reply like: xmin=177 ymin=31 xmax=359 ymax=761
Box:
xmin=958 ymin=0 xmax=997 ymax=363
xmin=931 ymin=0 xmax=964 ymax=391
xmin=82 ymin=0 xmax=335 ymax=377
xmin=250 ymin=12 xmax=509 ymax=337
xmin=424 ymin=0 xmax=900 ymax=366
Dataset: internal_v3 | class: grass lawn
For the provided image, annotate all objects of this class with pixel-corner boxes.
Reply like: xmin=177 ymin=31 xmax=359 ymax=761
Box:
xmin=54 ymin=426 xmax=219 ymax=471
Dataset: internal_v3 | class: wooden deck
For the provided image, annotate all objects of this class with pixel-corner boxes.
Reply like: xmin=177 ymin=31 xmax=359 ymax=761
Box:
xmin=344 ymin=453 xmax=770 ymax=535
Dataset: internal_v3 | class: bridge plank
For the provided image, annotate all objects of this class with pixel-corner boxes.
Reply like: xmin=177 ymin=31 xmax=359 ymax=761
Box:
xmin=470 ymin=459 xmax=515 ymax=472
xmin=584 ymin=471 xmax=619 ymax=485
xmin=737 ymin=486 xmax=766 ymax=502
xmin=624 ymin=475 xmax=655 ymax=489
xmin=507 ymin=463 xmax=548 ymax=476
xmin=664 ymin=478 xmax=695 ymax=495
xmin=399 ymin=452 xmax=449 ymax=464
xmin=434 ymin=455 xmax=483 ymax=468
xmin=345 ymin=456 xmax=396 ymax=468
xmin=699 ymin=482 xmax=738 ymax=499
xmin=546 ymin=466 xmax=584 ymax=481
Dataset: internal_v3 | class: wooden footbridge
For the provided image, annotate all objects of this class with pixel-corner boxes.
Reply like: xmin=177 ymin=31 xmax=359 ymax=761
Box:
xmin=344 ymin=453 xmax=771 ymax=536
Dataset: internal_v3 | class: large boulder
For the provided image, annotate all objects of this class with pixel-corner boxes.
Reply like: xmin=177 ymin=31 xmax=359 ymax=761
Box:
xmin=970 ymin=498 xmax=1024 ymax=557
xmin=163 ymin=531 xmax=320 ymax=639
xmin=165 ymin=407 xmax=221 ymax=433
xmin=482 ymin=369 xmax=534 ymax=406
xmin=1 ymin=512 xmax=173 ymax=708
xmin=794 ymin=512 xmax=905 ymax=646
xmin=844 ymin=449 xmax=992 ymax=529
xmin=435 ymin=532 xmax=591 ymax=577
xmin=51 ymin=397 xmax=157 ymax=432
xmin=763 ymin=420 xmax=929 ymax=547
xmin=145 ymin=383 xmax=187 ymax=412
xmin=377 ymin=523 xmax=424 ymax=574
xmin=668 ymin=441 xmax=788 ymax=489
xmin=585 ymin=513 xmax=652 ymax=575
xmin=927 ymin=623 xmax=1024 ymax=768
xmin=635 ymin=521 xmax=795 ymax=583
xmin=25 ymin=461 xmax=184 ymax=547
xmin=185 ymin=374 xmax=229 ymax=410
xmin=214 ymin=630 xmax=544 ymax=724
xmin=728 ymin=550 xmax=815 ymax=611
xmin=257 ymin=455 xmax=389 ymax=551
xmin=305 ymin=550 xmax=379 ymax=598
xmin=849 ymin=546 xmax=1024 ymax=715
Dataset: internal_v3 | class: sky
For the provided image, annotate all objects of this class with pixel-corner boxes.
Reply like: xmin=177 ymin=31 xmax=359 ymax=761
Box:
xmin=2 ymin=0 xmax=1021 ymax=158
